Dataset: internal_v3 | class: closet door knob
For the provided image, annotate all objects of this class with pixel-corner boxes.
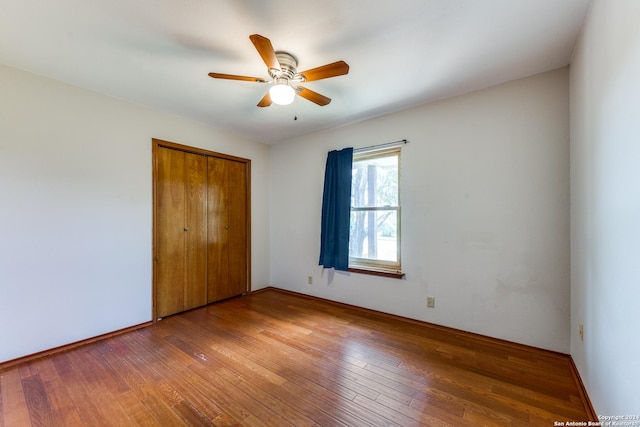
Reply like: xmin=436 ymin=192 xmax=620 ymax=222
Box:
xmin=184 ymin=227 xmax=189 ymax=231
xmin=225 ymin=225 xmax=229 ymax=230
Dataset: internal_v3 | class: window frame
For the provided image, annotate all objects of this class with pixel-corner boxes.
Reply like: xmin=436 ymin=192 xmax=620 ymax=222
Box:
xmin=348 ymin=147 xmax=403 ymax=278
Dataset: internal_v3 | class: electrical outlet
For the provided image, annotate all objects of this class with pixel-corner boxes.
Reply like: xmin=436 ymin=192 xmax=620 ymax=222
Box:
xmin=579 ymin=323 xmax=584 ymax=341
xmin=307 ymin=276 xmax=313 ymax=285
xmin=426 ymin=296 xmax=435 ymax=308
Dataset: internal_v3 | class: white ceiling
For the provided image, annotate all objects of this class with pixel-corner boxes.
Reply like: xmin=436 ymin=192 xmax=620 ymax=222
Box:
xmin=0 ymin=0 xmax=591 ymax=144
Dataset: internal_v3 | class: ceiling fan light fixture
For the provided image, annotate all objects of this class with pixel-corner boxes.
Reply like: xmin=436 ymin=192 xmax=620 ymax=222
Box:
xmin=269 ymin=79 xmax=295 ymax=105
xmin=209 ymin=34 xmax=349 ymax=108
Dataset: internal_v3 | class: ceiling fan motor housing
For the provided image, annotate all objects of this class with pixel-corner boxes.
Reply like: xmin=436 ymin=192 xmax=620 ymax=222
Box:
xmin=270 ymin=52 xmax=299 ymax=80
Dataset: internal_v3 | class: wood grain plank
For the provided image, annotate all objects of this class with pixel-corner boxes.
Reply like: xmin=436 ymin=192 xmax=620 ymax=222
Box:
xmin=52 ymin=353 xmax=122 ymax=426
xmin=39 ymin=364 xmax=85 ymax=426
xmin=1 ymin=369 xmax=31 ymax=427
xmin=21 ymin=374 xmax=55 ymax=427
xmin=64 ymin=349 xmax=134 ymax=426
xmin=118 ymin=332 xmax=231 ymax=423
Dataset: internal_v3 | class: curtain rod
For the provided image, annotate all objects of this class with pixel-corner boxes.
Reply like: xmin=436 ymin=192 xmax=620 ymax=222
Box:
xmin=353 ymin=139 xmax=409 ymax=153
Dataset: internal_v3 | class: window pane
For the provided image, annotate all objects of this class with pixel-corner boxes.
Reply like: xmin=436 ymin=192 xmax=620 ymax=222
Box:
xmin=349 ymin=148 xmax=401 ymax=272
xmin=351 ymin=155 xmax=398 ymax=208
xmin=349 ymin=209 xmax=398 ymax=261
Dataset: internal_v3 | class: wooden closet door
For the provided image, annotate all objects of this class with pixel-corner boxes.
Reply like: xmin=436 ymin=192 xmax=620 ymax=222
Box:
xmin=183 ymin=152 xmax=208 ymax=310
xmin=156 ymin=147 xmax=207 ymax=318
xmin=156 ymin=147 xmax=186 ymax=318
xmin=227 ymin=159 xmax=248 ymax=298
xmin=207 ymin=157 xmax=248 ymax=302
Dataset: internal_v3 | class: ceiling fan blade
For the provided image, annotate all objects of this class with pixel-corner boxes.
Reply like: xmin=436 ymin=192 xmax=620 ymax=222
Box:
xmin=296 ymin=87 xmax=331 ymax=106
xmin=257 ymin=92 xmax=272 ymax=107
xmin=299 ymin=60 xmax=349 ymax=82
xmin=249 ymin=34 xmax=281 ymax=71
xmin=208 ymin=72 xmax=267 ymax=82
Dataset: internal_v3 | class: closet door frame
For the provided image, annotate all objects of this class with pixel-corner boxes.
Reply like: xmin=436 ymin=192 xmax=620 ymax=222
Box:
xmin=152 ymin=138 xmax=251 ymax=321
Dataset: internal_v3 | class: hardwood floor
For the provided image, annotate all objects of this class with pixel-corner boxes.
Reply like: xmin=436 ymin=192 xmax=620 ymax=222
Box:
xmin=0 ymin=288 xmax=593 ymax=426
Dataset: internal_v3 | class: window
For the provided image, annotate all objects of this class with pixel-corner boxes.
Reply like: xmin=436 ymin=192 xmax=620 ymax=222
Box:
xmin=349 ymin=147 xmax=402 ymax=276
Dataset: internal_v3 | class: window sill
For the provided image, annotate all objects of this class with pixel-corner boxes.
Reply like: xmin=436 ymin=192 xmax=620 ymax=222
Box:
xmin=348 ymin=267 xmax=405 ymax=279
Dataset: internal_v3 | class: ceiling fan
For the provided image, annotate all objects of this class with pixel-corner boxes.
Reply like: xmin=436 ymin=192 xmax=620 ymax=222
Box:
xmin=208 ymin=34 xmax=349 ymax=107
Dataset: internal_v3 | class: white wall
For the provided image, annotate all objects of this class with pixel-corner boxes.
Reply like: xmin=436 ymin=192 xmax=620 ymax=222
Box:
xmin=570 ymin=0 xmax=640 ymax=415
xmin=270 ymin=68 xmax=570 ymax=352
xmin=0 ymin=64 xmax=270 ymax=363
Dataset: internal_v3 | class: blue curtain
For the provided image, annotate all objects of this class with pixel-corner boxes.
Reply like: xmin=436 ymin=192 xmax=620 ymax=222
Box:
xmin=319 ymin=147 xmax=353 ymax=271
